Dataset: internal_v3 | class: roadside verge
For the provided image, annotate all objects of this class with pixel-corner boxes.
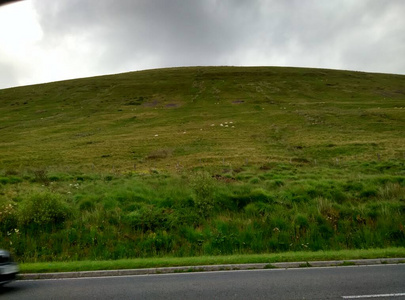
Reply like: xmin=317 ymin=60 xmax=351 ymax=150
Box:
xmin=20 ymin=258 xmax=405 ymax=280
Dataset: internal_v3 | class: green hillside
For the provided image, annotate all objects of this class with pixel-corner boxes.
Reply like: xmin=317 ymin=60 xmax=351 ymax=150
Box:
xmin=0 ymin=67 xmax=404 ymax=262
xmin=1 ymin=66 xmax=404 ymax=172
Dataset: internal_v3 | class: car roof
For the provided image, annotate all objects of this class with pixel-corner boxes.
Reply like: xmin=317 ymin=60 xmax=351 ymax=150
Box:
xmin=0 ymin=249 xmax=10 ymax=256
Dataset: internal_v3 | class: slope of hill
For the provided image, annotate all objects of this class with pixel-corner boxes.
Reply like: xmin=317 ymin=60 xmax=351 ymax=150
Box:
xmin=1 ymin=66 xmax=404 ymax=172
xmin=0 ymin=67 xmax=404 ymax=262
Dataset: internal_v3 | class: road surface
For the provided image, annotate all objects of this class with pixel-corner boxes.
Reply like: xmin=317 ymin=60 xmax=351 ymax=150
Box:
xmin=1 ymin=264 xmax=404 ymax=299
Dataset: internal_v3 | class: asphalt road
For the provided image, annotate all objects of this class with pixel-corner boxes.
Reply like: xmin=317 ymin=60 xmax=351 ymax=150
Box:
xmin=1 ymin=264 xmax=404 ymax=299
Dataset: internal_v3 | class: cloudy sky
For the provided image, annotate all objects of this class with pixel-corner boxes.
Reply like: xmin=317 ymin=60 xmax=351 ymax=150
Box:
xmin=1 ymin=0 xmax=404 ymax=89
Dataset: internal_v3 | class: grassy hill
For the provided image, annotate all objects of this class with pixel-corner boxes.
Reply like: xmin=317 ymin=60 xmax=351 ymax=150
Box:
xmin=0 ymin=67 xmax=404 ymax=262
xmin=1 ymin=66 xmax=404 ymax=172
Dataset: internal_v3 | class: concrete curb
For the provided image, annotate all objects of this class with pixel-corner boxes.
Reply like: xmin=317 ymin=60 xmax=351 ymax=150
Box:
xmin=19 ymin=258 xmax=405 ymax=280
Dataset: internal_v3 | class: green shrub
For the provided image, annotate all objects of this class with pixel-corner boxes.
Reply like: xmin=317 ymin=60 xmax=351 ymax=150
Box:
xmin=125 ymin=206 xmax=170 ymax=232
xmin=18 ymin=192 xmax=72 ymax=228
xmin=189 ymin=171 xmax=216 ymax=216
xmin=189 ymin=171 xmax=215 ymax=199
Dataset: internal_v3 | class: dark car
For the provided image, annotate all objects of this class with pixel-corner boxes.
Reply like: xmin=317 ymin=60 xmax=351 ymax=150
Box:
xmin=0 ymin=249 xmax=19 ymax=285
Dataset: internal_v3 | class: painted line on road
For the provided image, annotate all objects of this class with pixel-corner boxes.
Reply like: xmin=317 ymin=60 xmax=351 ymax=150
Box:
xmin=342 ymin=293 xmax=405 ymax=299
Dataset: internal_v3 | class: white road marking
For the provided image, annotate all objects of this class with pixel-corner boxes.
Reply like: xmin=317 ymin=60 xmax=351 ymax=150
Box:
xmin=342 ymin=293 xmax=405 ymax=299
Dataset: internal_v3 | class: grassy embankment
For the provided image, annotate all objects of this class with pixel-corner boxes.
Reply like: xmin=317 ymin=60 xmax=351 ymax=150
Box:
xmin=0 ymin=67 xmax=404 ymax=267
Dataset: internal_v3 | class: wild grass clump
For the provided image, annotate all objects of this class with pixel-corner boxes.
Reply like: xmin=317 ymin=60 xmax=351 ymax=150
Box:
xmin=0 ymin=176 xmax=23 ymax=185
xmin=377 ymin=183 xmax=404 ymax=200
xmin=31 ymin=169 xmax=50 ymax=186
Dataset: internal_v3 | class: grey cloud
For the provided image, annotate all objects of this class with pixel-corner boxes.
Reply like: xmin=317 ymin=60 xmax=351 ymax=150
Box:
xmin=32 ymin=0 xmax=405 ymax=73
xmin=2 ymin=0 xmax=403 ymax=90
xmin=33 ymin=0 xmax=262 ymax=70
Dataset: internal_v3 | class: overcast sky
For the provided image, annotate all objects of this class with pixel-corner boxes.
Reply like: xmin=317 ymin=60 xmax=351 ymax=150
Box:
xmin=1 ymin=0 xmax=404 ymax=89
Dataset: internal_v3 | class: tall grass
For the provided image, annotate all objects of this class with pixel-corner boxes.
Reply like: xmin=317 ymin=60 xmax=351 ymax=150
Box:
xmin=0 ymin=162 xmax=403 ymax=262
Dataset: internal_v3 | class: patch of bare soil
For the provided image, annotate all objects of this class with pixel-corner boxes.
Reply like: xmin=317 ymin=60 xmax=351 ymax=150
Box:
xmin=212 ymin=174 xmax=237 ymax=183
xmin=165 ymin=103 xmax=179 ymax=108
xmin=143 ymin=99 xmax=159 ymax=107
xmin=232 ymin=100 xmax=244 ymax=104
